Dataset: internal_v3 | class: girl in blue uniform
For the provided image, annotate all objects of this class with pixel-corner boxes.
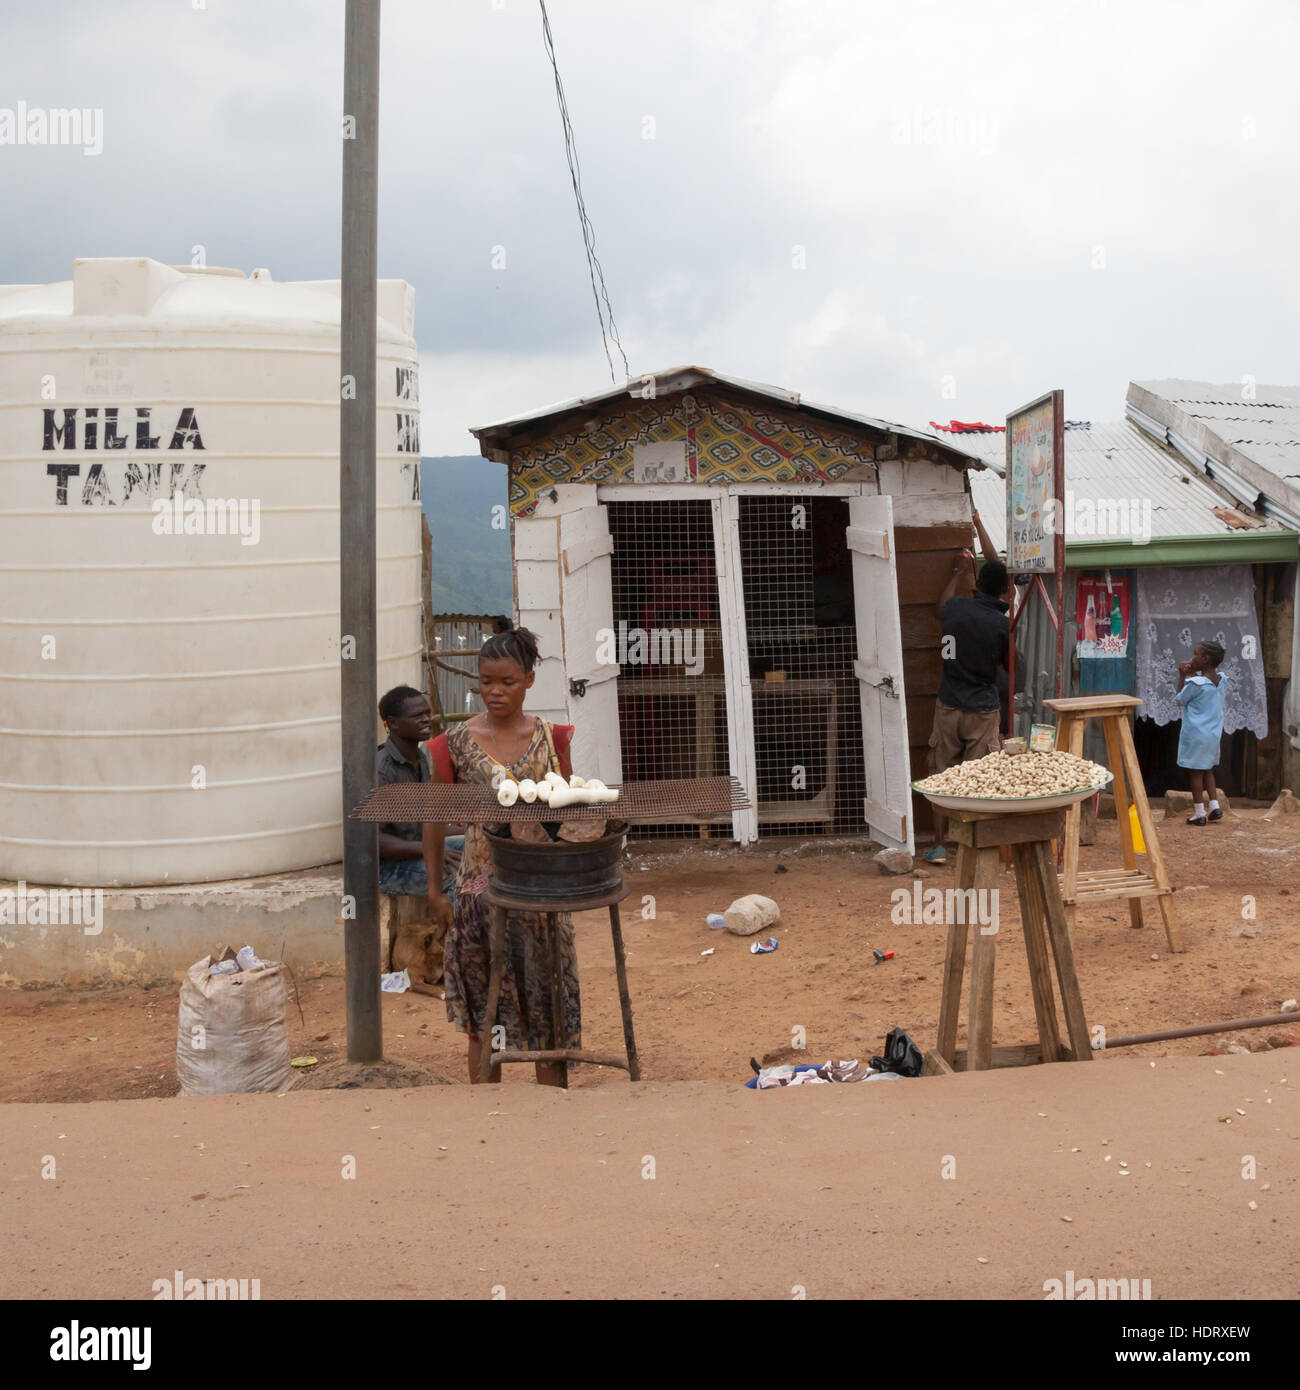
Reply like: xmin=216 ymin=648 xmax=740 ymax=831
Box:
xmin=1175 ymin=639 xmax=1227 ymax=824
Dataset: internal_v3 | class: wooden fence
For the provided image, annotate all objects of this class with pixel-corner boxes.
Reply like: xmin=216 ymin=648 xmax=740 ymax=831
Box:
xmin=427 ymin=614 xmax=511 ymax=728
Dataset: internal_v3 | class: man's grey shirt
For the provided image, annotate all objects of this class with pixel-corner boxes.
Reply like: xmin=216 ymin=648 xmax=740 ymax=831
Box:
xmin=376 ymin=735 xmax=431 ymax=845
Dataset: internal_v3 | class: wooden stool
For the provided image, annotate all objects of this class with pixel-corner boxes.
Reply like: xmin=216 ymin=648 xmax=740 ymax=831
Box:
xmin=1043 ymin=695 xmax=1183 ymax=953
xmin=933 ymin=809 xmax=1092 ymax=1073
xmin=479 ymin=882 xmax=641 ymax=1086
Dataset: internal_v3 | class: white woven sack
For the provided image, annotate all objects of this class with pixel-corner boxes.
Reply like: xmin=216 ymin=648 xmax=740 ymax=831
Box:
xmin=724 ymin=894 xmax=781 ymax=937
xmin=176 ymin=956 xmax=293 ymax=1096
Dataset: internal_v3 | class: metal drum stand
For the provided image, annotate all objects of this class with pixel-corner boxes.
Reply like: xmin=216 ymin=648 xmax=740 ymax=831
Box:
xmin=479 ymin=877 xmax=639 ymax=1087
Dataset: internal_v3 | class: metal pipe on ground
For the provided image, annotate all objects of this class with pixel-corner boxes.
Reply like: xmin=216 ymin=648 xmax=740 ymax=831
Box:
xmin=1099 ymin=1011 xmax=1299 ymax=1051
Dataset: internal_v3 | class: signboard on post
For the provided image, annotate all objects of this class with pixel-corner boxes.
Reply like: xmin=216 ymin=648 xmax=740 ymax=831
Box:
xmin=1005 ymin=390 xmax=1066 ymax=712
xmin=1006 ymin=392 xmax=1063 ymax=574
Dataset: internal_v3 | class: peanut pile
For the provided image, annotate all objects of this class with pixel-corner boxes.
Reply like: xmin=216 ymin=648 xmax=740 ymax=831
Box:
xmin=916 ymin=749 xmax=1109 ymax=799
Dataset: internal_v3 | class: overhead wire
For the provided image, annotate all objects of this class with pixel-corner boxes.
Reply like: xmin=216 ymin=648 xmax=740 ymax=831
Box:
xmin=538 ymin=0 xmax=629 ymax=384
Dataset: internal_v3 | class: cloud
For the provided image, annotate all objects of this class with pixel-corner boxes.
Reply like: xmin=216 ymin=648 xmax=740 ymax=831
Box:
xmin=3 ymin=0 xmax=1297 ymax=456
xmin=420 ymin=345 xmax=623 ymax=458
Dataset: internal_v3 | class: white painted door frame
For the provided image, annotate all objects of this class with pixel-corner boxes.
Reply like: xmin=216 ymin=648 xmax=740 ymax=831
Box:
xmin=597 ymin=485 xmax=726 ymax=503
xmin=714 ymin=491 xmax=758 ymax=842
xmin=557 ymin=500 xmax=623 ymax=784
xmin=727 ymin=483 xmax=866 ymax=497
xmin=847 ymin=491 xmax=914 ymax=854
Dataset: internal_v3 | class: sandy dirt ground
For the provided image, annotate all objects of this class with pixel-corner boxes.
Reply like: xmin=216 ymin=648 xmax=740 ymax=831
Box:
xmin=2 ymin=808 xmax=1297 ymax=1101
xmin=1 ymin=807 xmax=1298 ymax=1303
xmin=2 ymin=1055 xmax=1296 ymax=1300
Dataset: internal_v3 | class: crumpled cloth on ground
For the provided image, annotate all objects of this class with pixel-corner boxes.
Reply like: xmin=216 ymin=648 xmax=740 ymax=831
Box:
xmin=751 ymin=1059 xmax=886 ymax=1089
xmin=757 ymin=1068 xmax=828 ymax=1088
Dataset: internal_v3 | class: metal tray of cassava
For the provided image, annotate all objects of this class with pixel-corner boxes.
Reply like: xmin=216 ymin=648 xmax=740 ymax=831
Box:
xmin=350 ymin=775 xmax=750 ymax=825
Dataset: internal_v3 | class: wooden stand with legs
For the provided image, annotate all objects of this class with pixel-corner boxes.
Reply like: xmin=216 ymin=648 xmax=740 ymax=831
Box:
xmin=1043 ymin=695 xmax=1183 ymax=953
xmin=931 ymin=809 xmax=1093 ymax=1074
xmin=479 ymin=882 xmax=641 ymax=1085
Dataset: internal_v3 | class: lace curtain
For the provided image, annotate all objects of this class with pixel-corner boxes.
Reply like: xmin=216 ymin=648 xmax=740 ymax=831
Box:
xmin=1134 ymin=565 xmax=1267 ymax=736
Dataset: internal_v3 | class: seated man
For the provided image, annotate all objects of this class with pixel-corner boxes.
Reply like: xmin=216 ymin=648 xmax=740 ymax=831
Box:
xmin=376 ymin=685 xmax=463 ymax=899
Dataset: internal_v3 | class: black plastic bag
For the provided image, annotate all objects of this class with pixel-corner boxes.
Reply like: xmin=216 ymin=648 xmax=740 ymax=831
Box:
xmin=868 ymin=1026 xmax=924 ymax=1078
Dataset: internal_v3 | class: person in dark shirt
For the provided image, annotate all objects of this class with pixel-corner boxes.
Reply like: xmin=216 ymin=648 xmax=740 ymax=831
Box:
xmin=376 ymin=685 xmax=462 ymax=897
xmin=924 ymin=510 xmax=1013 ymax=864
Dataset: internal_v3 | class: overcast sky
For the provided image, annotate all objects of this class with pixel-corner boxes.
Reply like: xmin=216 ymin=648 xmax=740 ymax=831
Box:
xmin=3 ymin=0 xmax=1297 ymax=454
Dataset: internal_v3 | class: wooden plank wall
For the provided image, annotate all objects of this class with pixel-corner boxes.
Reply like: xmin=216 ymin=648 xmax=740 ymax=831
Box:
xmin=1246 ymin=561 xmax=1294 ymax=800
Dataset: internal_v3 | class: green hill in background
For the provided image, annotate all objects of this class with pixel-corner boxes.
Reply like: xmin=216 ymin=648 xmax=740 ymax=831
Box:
xmin=420 ymin=456 xmax=513 ymax=617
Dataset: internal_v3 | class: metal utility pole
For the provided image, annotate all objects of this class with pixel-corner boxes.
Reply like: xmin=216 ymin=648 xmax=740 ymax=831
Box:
xmin=340 ymin=0 xmax=382 ymax=1062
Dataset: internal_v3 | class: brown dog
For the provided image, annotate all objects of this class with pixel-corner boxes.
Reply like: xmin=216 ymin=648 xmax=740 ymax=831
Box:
xmin=390 ymin=921 xmax=445 ymax=991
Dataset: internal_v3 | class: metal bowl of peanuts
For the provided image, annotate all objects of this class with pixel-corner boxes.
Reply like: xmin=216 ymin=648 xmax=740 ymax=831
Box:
xmin=912 ymin=749 xmax=1113 ymax=813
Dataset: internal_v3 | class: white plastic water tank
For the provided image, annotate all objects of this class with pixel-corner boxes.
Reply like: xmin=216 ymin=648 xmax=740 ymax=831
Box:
xmin=0 ymin=258 xmax=424 ymax=886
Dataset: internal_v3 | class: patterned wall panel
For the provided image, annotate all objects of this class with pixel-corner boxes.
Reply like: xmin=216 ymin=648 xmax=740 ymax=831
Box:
xmin=507 ymin=392 xmax=879 ymax=517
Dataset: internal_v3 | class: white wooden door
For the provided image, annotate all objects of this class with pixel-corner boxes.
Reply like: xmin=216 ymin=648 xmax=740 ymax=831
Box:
xmin=514 ymin=513 xmax=566 ymax=723
xmin=715 ymin=492 xmax=757 ymax=842
xmin=558 ymin=501 xmax=623 ymax=784
xmin=847 ymin=492 xmax=913 ymax=854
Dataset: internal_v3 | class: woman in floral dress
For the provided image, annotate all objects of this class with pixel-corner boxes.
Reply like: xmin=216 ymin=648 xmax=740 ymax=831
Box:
xmin=423 ymin=626 xmax=580 ymax=1086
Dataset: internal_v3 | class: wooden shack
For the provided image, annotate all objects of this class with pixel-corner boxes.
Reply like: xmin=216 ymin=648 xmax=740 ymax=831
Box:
xmin=471 ymin=367 xmax=987 ymax=856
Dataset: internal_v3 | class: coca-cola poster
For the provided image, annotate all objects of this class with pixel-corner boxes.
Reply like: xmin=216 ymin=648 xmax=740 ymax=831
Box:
xmin=1076 ymin=574 xmax=1130 ymax=658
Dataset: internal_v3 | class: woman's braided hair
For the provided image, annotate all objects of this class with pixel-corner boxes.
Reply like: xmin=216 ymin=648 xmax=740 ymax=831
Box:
xmin=479 ymin=624 xmax=540 ymax=672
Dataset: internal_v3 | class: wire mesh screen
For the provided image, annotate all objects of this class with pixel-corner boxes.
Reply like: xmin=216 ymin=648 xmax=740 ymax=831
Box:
xmin=738 ymin=495 xmax=866 ymax=835
xmin=607 ymin=500 xmax=730 ymax=838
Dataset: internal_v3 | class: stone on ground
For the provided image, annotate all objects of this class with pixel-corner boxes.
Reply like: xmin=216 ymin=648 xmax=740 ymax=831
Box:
xmin=873 ymin=847 xmax=913 ymax=875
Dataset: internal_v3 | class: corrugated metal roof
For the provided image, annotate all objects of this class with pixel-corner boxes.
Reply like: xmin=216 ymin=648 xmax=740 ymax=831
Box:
xmin=470 ymin=365 xmax=989 ymax=466
xmin=956 ymin=419 xmax=1289 ymax=555
xmin=1131 ymin=378 xmax=1300 ymax=492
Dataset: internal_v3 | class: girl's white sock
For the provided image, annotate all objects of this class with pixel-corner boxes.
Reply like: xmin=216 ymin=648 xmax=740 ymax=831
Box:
xmin=1209 ymin=798 xmax=1220 ymax=812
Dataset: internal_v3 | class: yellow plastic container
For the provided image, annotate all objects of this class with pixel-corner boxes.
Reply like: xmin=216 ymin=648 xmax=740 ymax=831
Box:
xmin=1128 ymin=803 xmax=1146 ymax=854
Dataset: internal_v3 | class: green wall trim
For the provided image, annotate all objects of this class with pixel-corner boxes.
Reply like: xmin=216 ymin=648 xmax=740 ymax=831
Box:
xmin=1065 ymin=531 xmax=1298 ymax=568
